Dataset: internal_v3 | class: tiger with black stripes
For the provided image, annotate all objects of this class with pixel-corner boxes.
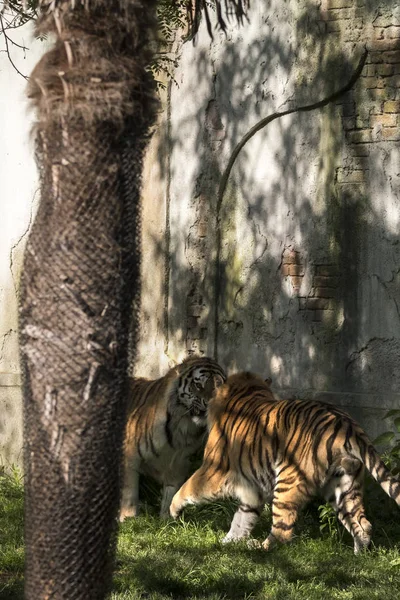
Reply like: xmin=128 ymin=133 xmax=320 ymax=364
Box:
xmin=170 ymin=371 xmax=400 ymax=553
xmin=120 ymin=356 xmax=226 ymax=520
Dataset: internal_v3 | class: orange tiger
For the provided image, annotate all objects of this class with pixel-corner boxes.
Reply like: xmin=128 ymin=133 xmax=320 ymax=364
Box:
xmin=120 ymin=356 xmax=226 ymax=520
xmin=170 ymin=371 xmax=400 ymax=553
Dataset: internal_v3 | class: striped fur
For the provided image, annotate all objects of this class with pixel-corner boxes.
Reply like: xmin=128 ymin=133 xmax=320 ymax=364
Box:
xmin=170 ymin=371 xmax=400 ymax=553
xmin=120 ymin=356 xmax=226 ymax=519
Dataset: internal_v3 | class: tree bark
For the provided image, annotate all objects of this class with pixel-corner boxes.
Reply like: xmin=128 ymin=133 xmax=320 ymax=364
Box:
xmin=20 ymin=2 xmax=157 ymax=598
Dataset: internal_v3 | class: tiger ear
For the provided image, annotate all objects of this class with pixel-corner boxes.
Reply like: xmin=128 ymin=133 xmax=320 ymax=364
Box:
xmin=213 ymin=381 xmax=229 ymax=402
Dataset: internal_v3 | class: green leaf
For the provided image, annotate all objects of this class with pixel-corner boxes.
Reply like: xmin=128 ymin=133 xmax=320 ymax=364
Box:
xmin=390 ymin=558 xmax=400 ymax=567
xmin=373 ymin=431 xmax=395 ymax=445
xmin=384 ymin=409 xmax=400 ymax=419
xmin=394 ymin=418 xmax=400 ymax=433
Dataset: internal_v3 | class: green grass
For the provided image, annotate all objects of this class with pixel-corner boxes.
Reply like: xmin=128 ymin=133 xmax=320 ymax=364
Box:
xmin=1 ymin=472 xmax=400 ymax=600
xmin=0 ymin=467 xmax=24 ymax=600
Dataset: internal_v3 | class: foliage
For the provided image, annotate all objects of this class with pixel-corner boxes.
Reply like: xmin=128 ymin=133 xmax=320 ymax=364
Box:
xmin=318 ymin=503 xmax=339 ymax=540
xmin=0 ymin=0 xmax=189 ymax=84
xmin=373 ymin=409 xmax=400 ymax=476
xmin=2 ymin=467 xmax=400 ymax=600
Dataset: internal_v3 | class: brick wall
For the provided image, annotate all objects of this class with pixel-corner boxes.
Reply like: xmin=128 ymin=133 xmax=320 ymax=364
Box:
xmin=279 ymin=2 xmax=399 ymax=328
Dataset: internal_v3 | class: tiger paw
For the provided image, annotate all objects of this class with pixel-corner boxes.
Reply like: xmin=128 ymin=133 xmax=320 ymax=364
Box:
xmin=119 ymin=507 xmax=139 ymax=522
xmin=247 ymin=538 xmax=262 ymax=549
xmin=221 ymin=533 xmax=242 ymax=544
xmin=261 ymin=536 xmax=276 ymax=551
xmin=169 ymin=503 xmax=181 ymax=520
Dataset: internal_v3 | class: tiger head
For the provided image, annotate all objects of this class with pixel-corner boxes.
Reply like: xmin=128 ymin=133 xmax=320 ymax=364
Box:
xmin=175 ymin=358 xmax=226 ymax=425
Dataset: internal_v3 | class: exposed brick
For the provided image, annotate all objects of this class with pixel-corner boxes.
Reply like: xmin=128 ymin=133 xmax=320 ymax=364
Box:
xmin=373 ymin=16 xmax=400 ymax=28
xmin=384 ymin=50 xmax=400 ymax=63
xmin=367 ymin=39 xmax=400 ymax=52
xmin=356 ymin=116 xmax=368 ymax=129
xmin=315 ymin=265 xmax=339 ymax=277
xmin=349 ymin=145 xmax=371 ymax=157
xmin=367 ymin=87 xmax=395 ymax=101
xmin=381 ymin=127 xmax=400 ymax=141
xmin=386 ymin=26 xmax=400 ymax=39
xmin=347 ymin=130 xmax=373 ymax=144
xmin=342 ymin=117 xmax=356 ymax=130
xmin=370 ymin=113 xmax=397 ymax=127
xmin=367 ymin=52 xmax=384 ymax=64
xmin=314 ymin=287 xmax=338 ymax=298
xmin=323 ymin=309 xmax=338 ymax=325
xmin=364 ymin=64 xmax=376 ymax=77
xmin=282 ymin=249 xmax=301 ymax=265
xmin=298 ymin=298 xmax=307 ymax=311
xmin=328 ymin=299 xmax=338 ymax=310
xmin=281 ymin=264 xmax=290 ymax=276
xmin=349 ymin=157 xmax=370 ymax=170
xmin=197 ymin=221 xmax=208 ymax=237
xmin=336 ymin=169 xmax=365 ymax=183
xmin=288 ymin=264 xmax=304 ymax=277
xmin=305 ymin=298 xmax=330 ymax=310
xmin=385 ymin=75 xmax=400 ymax=88
xmin=187 ymin=316 xmax=199 ymax=328
xmin=376 ymin=64 xmax=395 ymax=76
xmin=187 ymin=304 xmax=203 ymax=317
xmin=352 ymin=12 xmax=365 ymax=24
xmin=313 ymin=275 xmax=339 ymax=288
xmin=326 ymin=8 xmax=353 ymax=20
xmin=373 ymin=28 xmax=385 ymax=41
xmin=384 ymin=100 xmax=400 ymax=112
xmin=341 ymin=102 xmax=356 ymax=117
xmin=291 ymin=276 xmax=303 ymax=290
xmin=327 ymin=0 xmax=353 ymax=7
xmin=345 ymin=29 xmax=364 ymax=43
xmin=362 ymin=76 xmax=385 ymax=89
xmin=327 ymin=21 xmax=341 ymax=33
xmin=312 ymin=310 xmax=325 ymax=322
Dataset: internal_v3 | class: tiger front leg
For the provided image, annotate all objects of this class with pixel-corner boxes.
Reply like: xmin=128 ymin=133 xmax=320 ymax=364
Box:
xmin=170 ymin=467 xmax=227 ymax=519
xmin=120 ymin=456 xmax=141 ymax=521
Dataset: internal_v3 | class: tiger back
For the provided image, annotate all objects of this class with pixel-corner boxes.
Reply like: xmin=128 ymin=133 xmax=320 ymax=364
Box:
xmin=170 ymin=371 xmax=400 ymax=553
xmin=120 ymin=356 xmax=226 ymax=520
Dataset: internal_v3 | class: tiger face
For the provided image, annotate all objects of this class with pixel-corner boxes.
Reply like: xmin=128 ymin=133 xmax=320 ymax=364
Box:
xmin=176 ymin=364 xmax=226 ymax=425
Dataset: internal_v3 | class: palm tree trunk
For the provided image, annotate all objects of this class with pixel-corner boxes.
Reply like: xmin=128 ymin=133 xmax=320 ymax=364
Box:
xmin=20 ymin=2 xmax=157 ymax=598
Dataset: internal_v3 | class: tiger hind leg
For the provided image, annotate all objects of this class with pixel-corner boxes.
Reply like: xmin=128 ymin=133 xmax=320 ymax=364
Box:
xmin=262 ymin=483 xmax=307 ymax=551
xmin=222 ymin=503 xmax=264 ymax=544
xmin=325 ymin=457 xmax=372 ymax=554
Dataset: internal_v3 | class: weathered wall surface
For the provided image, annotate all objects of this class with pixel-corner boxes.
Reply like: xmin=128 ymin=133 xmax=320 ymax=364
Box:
xmin=1 ymin=2 xmax=399 ymax=467
xmin=160 ymin=0 xmax=400 ymax=437
xmin=0 ymin=25 xmax=47 ymax=467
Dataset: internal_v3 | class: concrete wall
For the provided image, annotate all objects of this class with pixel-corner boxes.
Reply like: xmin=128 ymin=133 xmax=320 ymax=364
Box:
xmin=157 ymin=0 xmax=400 ymax=438
xmin=0 ymin=24 xmax=48 ymax=467
xmin=1 ymin=2 xmax=399 ymax=467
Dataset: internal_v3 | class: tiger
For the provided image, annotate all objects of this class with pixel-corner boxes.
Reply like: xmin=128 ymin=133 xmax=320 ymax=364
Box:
xmin=120 ymin=356 xmax=226 ymax=520
xmin=170 ymin=371 xmax=400 ymax=553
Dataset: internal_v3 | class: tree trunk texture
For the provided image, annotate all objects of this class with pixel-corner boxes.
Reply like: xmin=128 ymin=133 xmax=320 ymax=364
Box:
xmin=19 ymin=2 xmax=157 ymax=598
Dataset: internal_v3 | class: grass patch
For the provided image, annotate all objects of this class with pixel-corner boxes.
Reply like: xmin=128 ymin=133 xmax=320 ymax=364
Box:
xmin=0 ymin=467 xmax=24 ymax=600
xmin=1 ymin=472 xmax=400 ymax=599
